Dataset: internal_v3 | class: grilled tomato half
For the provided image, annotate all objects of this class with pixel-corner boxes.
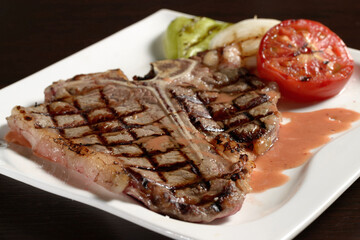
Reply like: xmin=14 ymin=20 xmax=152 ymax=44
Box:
xmin=257 ymin=19 xmax=354 ymax=101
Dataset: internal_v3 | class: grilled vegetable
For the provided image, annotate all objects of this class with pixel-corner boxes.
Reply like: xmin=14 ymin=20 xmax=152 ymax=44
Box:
xmin=210 ymin=18 xmax=280 ymax=69
xmin=164 ymin=16 xmax=230 ymax=59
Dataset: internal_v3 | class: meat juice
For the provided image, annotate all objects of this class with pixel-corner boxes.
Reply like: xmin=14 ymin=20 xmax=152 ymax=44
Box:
xmin=250 ymin=108 xmax=360 ymax=192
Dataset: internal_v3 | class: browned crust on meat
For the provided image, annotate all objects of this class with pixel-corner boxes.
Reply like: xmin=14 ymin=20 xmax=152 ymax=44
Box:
xmin=6 ymin=60 xmax=280 ymax=222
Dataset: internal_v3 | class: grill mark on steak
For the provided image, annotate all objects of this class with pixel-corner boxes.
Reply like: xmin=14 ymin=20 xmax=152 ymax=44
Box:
xmin=45 ymin=103 xmax=64 ymax=135
xmin=143 ymin=83 xmax=209 ymax=182
xmin=6 ymin=57 xmax=280 ymax=223
xmin=49 ymin=78 xmax=236 ymax=208
xmin=98 ymin=86 xmax=170 ymax=183
xmin=130 ymin=160 xmax=189 ymax=172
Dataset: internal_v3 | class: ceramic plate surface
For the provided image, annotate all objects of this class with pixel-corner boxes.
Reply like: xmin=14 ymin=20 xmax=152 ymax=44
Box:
xmin=0 ymin=9 xmax=360 ymax=240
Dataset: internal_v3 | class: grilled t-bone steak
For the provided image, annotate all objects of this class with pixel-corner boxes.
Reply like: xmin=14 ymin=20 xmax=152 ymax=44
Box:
xmin=6 ymin=52 xmax=280 ymax=222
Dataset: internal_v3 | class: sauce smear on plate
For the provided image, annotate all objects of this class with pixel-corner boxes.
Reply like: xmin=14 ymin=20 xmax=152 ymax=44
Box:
xmin=250 ymin=108 xmax=360 ymax=192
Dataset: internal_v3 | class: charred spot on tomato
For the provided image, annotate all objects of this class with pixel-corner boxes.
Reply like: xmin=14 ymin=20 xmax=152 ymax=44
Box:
xmin=293 ymin=51 xmax=301 ymax=57
xmin=300 ymin=43 xmax=311 ymax=53
xmin=301 ymin=43 xmax=308 ymax=48
xmin=300 ymin=76 xmax=311 ymax=82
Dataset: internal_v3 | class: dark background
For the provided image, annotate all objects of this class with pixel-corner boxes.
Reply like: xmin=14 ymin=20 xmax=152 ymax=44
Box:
xmin=1 ymin=0 xmax=359 ymax=239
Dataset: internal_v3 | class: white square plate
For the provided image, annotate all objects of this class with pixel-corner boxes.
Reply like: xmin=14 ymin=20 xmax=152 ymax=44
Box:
xmin=0 ymin=9 xmax=360 ymax=240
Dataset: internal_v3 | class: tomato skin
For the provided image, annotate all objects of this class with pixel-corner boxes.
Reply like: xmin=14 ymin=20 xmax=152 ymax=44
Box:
xmin=257 ymin=19 xmax=354 ymax=102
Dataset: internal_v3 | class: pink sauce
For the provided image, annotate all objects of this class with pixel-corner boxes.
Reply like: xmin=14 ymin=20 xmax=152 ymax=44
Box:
xmin=250 ymin=108 xmax=360 ymax=192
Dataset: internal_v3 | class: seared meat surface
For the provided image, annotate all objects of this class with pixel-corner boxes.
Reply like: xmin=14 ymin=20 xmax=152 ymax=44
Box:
xmin=6 ymin=57 xmax=280 ymax=222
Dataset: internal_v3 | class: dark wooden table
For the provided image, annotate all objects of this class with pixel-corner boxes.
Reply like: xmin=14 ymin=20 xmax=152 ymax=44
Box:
xmin=1 ymin=1 xmax=359 ymax=239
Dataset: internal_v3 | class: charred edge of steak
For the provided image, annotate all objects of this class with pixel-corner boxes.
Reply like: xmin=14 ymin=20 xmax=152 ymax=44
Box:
xmin=133 ymin=67 xmax=156 ymax=81
xmin=124 ymin=167 xmax=247 ymax=222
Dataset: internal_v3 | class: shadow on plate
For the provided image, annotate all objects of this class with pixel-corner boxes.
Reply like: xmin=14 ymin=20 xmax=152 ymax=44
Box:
xmin=0 ymin=123 xmax=9 ymax=140
xmin=150 ymin=32 xmax=166 ymax=60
